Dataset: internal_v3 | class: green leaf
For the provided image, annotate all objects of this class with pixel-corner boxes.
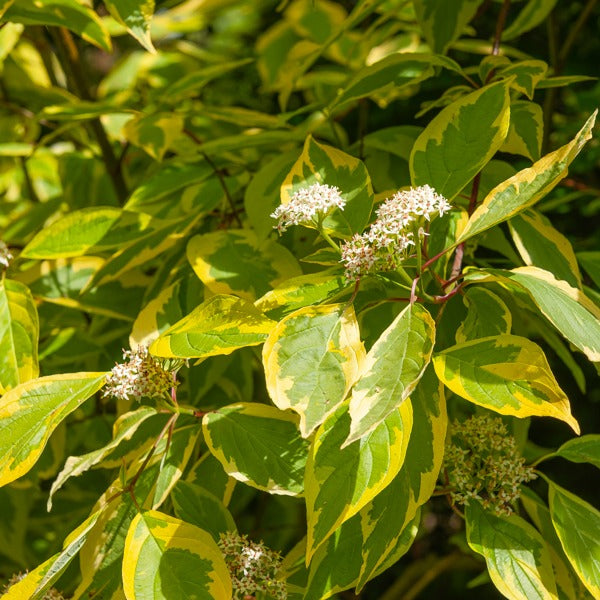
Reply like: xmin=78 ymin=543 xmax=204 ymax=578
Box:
xmin=47 ymin=406 xmax=158 ymax=511
xmin=327 ymin=53 xmax=458 ymax=114
xmin=244 ymin=151 xmax=298 ymax=240
xmin=413 ymin=0 xmax=484 ymax=54
xmin=577 ymin=252 xmax=600 ymax=288
xmin=123 ymin=112 xmax=184 ymax=161
xmin=520 ymin=487 xmax=592 ymax=600
xmin=548 ymin=478 xmax=600 ymax=598
xmin=555 ymin=435 xmax=600 ymax=470
xmin=501 ymin=101 xmax=543 ymax=161
xmin=465 ymin=266 xmax=600 ymax=362
xmin=1 ymin=511 xmax=101 ymax=600
xmin=457 ymin=111 xmax=597 ymax=244
xmin=203 ymin=403 xmax=311 ymax=495
xmin=410 ymin=80 xmax=511 ymax=201
xmin=503 ymin=0 xmax=559 ymax=40
xmin=122 ymin=510 xmax=232 ymax=600
xmin=187 ymin=229 xmax=302 ymax=301
xmin=186 ymin=453 xmax=235 ymax=507
xmin=346 ymin=302 xmax=435 ymax=445
xmin=509 ymin=209 xmax=581 ymax=288
xmin=455 ymin=287 xmax=512 ymax=343
xmin=466 ymin=500 xmax=558 ymax=600
xmin=150 ymin=294 xmax=274 ymax=359
xmin=262 ymin=303 xmax=365 ymax=437
xmin=172 ymin=481 xmax=236 ymax=542
xmin=433 ymin=334 xmax=579 ymax=433
xmin=0 ymin=485 xmax=32 ymax=567
xmin=281 ymin=135 xmax=374 ymax=237
xmin=164 ymin=58 xmax=254 ymax=100
xmin=104 ymin=0 xmax=155 ymax=52
xmin=305 ymin=400 xmax=413 ymax=561
xmin=2 ymin=0 xmax=111 ymax=51
xmin=0 ymin=372 xmax=107 ymax=486
xmin=125 ymin=161 xmax=213 ymax=213
xmin=21 ymin=207 xmax=156 ymax=259
xmin=356 ymin=365 xmax=447 ymax=589
xmin=0 ymin=279 xmax=39 ymax=393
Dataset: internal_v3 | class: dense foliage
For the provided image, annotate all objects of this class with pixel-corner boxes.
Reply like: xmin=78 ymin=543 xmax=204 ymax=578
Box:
xmin=0 ymin=1 xmax=599 ymax=599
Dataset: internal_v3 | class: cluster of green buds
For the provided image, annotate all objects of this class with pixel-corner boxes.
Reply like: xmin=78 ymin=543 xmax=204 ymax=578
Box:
xmin=218 ymin=532 xmax=287 ymax=600
xmin=102 ymin=346 xmax=175 ymax=402
xmin=443 ymin=414 xmax=536 ymax=516
xmin=0 ymin=240 xmax=13 ymax=270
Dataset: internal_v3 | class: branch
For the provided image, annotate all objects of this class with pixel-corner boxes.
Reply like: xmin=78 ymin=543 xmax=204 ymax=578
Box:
xmin=51 ymin=27 xmax=128 ymax=203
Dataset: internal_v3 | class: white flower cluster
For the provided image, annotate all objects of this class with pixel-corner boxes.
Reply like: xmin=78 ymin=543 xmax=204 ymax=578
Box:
xmin=271 ymin=183 xmax=346 ymax=233
xmin=341 ymin=184 xmax=451 ymax=280
xmin=218 ymin=532 xmax=287 ymax=600
xmin=103 ymin=346 xmax=174 ymax=402
xmin=0 ymin=240 xmax=13 ymax=269
xmin=443 ymin=415 xmax=536 ymax=516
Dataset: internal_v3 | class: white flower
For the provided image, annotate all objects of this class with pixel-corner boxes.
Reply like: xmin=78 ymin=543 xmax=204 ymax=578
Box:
xmin=0 ymin=240 xmax=13 ymax=269
xmin=271 ymin=183 xmax=346 ymax=233
xmin=340 ymin=233 xmax=378 ymax=280
xmin=103 ymin=346 xmax=173 ymax=402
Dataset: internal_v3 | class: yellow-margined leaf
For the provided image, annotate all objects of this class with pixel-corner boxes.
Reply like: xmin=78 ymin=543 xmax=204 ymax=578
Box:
xmin=509 ymin=209 xmax=581 ymax=288
xmin=0 ymin=278 xmax=39 ymax=393
xmin=455 ymin=287 xmax=512 ymax=343
xmin=457 ymin=111 xmax=596 ymax=244
xmin=151 ymin=294 xmax=275 ymax=359
xmin=305 ymin=399 xmax=413 ymax=561
xmin=547 ymin=478 xmax=600 ymax=598
xmin=356 ymin=365 xmax=446 ymax=589
xmin=203 ymin=403 xmax=311 ymax=496
xmin=122 ymin=510 xmax=232 ymax=600
xmin=466 ymin=500 xmax=558 ymax=600
xmin=187 ymin=229 xmax=302 ymax=301
xmin=123 ymin=112 xmax=183 ymax=161
xmin=465 ymin=266 xmax=600 ymax=361
xmin=104 ymin=0 xmax=155 ymax=52
xmin=433 ymin=334 xmax=579 ymax=433
xmin=410 ymin=80 xmax=511 ymax=201
xmin=2 ymin=511 xmax=101 ymax=600
xmin=263 ymin=303 xmax=365 ymax=438
xmin=0 ymin=373 xmax=107 ymax=486
xmin=346 ymin=302 xmax=435 ymax=445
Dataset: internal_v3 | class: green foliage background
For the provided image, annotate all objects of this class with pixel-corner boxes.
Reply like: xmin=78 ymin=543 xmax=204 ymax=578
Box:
xmin=0 ymin=1 xmax=599 ymax=599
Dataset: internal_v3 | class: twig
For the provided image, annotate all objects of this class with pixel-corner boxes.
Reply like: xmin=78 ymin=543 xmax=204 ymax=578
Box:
xmin=50 ymin=27 xmax=128 ymax=203
xmin=183 ymin=129 xmax=243 ymax=227
xmin=492 ymin=0 xmax=511 ymax=56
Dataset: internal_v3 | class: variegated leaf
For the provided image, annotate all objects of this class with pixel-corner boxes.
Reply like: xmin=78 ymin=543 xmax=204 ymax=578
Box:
xmin=410 ymin=80 xmax=511 ymax=201
xmin=346 ymin=302 xmax=435 ymax=445
xmin=433 ymin=334 xmax=579 ymax=433
xmin=305 ymin=399 xmax=413 ymax=561
xmin=263 ymin=303 xmax=365 ymax=438
xmin=455 ymin=287 xmax=512 ymax=343
xmin=187 ymin=229 xmax=302 ymax=301
xmin=466 ymin=500 xmax=558 ymax=600
xmin=122 ymin=510 xmax=231 ymax=600
xmin=0 ymin=278 xmax=39 ymax=393
xmin=457 ymin=111 xmax=596 ymax=244
xmin=151 ymin=294 xmax=275 ymax=359
xmin=202 ymin=403 xmax=310 ymax=496
xmin=0 ymin=373 xmax=107 ymax=486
